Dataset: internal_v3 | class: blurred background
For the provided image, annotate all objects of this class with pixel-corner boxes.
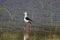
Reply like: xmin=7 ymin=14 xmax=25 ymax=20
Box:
xmin=0 ymin=0 xmax=60 ymax=40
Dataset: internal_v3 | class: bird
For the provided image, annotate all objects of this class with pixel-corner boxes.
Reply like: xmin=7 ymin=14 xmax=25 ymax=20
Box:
xmin=24 ymin=12 xmax=32 ymax=23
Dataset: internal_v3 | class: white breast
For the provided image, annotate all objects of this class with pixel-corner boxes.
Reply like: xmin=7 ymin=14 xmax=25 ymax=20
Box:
xmin=24 ymin=17 xmax=29 ymax=22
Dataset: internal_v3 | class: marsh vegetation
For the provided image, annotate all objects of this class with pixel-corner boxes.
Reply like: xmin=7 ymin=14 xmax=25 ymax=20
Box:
xmin=0 ymin=26 xmax=60 ymax=40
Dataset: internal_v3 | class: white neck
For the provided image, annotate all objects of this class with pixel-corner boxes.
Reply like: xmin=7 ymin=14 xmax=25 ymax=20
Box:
xmin=25 ymin=14 xmax=27 ymax=17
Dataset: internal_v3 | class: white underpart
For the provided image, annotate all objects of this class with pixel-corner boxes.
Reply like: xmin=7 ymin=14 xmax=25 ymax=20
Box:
xmin=24 ymin=17 xmax=29 ymax=22
xmin=24 ymin=12 xmax=29 ymax=22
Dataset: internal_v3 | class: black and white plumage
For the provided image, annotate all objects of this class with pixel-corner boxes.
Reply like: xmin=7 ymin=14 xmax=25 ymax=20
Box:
xmin=24 ymin=12 xmax=32 ymax=23
xmin=25 ymin=17 xmax=32 ymax=21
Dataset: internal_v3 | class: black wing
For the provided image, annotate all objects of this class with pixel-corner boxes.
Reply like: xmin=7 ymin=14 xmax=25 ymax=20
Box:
xmin=25 ymin=17 xmax=32 ymax=21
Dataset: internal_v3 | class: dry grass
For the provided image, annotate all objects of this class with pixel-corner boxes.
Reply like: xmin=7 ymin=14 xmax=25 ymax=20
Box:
xmin=0 ymin=27 xmax=60 ymax=40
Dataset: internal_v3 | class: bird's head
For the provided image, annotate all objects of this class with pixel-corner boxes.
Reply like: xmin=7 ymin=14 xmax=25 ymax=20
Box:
xmin=24 ymin=12 xmax=27 ymax=15
xmin=24 ymin=12 xmax=28 ymax=17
